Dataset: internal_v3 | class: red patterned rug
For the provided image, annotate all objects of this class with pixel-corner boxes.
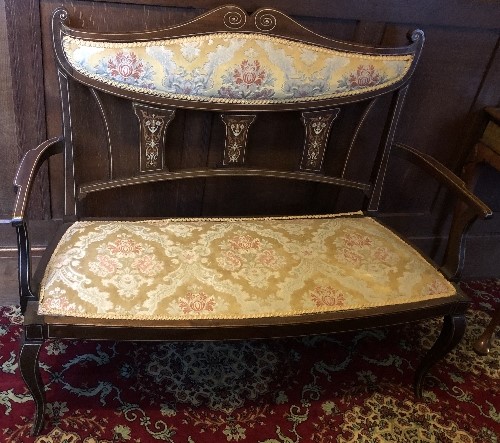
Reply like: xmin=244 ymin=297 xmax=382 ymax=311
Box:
xmin=1 ymin=280 xmax=499 ymax=442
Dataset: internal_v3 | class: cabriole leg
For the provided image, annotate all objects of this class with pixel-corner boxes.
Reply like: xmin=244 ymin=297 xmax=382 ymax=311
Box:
xmin=473 ymin=308 xmax=500 ymax=355
xmin=19 ymin=335 xmax=46 ymax=436
xmin=414 ymin=314 xmax=466 ymax=399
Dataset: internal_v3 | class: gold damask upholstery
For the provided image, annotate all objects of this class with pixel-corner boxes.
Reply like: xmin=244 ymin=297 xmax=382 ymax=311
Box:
xmin=39 ymin=214 xmax=455 ymax=321
xmin=62 ymin=33 xmax=413 ymax=104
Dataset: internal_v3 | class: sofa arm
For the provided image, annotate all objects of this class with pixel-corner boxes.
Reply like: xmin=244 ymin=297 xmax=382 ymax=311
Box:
xmin=393 ymin=142 xmax=492 ymax=219
xmin=12 ymin=136 xmax=64 ymax=226
xmin=392 ymin=142 xmax=492 ymax=281
xmin=12 ymin=137 xmax=63 ymax=312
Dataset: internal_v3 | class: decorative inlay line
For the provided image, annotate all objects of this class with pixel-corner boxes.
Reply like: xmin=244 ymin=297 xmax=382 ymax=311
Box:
xmin=133 ymin=103 xmax=175 ymax=173
xmin=90 ymin=88 xmax=113 ymax=179
xmin=300 ymin=108 xmax=340 ymax=172
xmin=255 ymin=11 xmax=277 ymax=31
xmin=221 ymin=114 xmax=256 ymax=166
xmin=341 ymin=98 xmax=378 ymax=178
xmin=224 ymin=10 xmax=247 ymax=29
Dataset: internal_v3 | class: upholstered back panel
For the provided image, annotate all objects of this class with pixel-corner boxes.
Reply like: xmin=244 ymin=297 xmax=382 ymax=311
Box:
xmin=51 ymin=5 xmax=424 ymax=219
xmin=62 ymin=33 xmax=413 ymax=105
xmin=53 ymin=6 xmax=423 ymax=111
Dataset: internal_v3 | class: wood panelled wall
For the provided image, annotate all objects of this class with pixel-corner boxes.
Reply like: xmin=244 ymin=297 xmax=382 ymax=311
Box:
xmin=1 ymin=0 xmax=499 ymax=305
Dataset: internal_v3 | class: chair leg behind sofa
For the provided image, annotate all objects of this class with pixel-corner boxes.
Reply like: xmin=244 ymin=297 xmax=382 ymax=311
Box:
xmin=19 ymin=335 xmax=46 ymax=436
xmin=414 ymin=314 xmax=466 ymax=398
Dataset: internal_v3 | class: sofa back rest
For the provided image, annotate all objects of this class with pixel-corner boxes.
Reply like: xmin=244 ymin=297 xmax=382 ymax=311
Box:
xmin=52 ymin=5 xmax=424 ymax=219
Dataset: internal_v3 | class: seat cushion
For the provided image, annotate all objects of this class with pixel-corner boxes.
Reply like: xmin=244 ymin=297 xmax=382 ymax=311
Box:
xmin=38 ymin=214 xmax=456 ymax=321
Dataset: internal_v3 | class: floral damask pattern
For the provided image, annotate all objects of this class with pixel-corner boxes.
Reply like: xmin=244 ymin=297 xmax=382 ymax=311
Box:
xmin=337 ymin=64 xmax=388 ymax=93
xmin=219 ymin=59 xmax=276 ymax=99
xmin=216 ymin=232 xmax=286 ymax=288
xmin=88 ymin=233 xmax=164 ymax=299
xmin=94 ymin=50 xmax=156 ymax=89
xmin=63 ymin=33 xmax=413 ymax=104
xmin=309 ymin=286 xmax=346 ymax=308
xmin=38 ymin=215 xmax=456 ymax=320
xmin=177 ymin=291 xmax=216 ymax=314
xmin=333 ymin=230 xmax=401 ymax=282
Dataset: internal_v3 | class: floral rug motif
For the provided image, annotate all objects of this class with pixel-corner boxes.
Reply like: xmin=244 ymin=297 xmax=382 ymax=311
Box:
xmin=1 ymin=280 xmax=499 ymax=442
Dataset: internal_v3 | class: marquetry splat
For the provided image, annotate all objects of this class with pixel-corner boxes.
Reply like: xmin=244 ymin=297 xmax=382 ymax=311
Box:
xmin=133 ymin=103 xmax=175 ymax=173
xmin=299 ymin=108 xmax=340 ymax=172
xmin=221 ymin=114 xmax=256 ymax=166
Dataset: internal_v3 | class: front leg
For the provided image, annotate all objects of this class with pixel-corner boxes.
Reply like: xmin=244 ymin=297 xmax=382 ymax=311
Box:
xmin=414 ymin=314 xmax=466 ymax=398
xmin=16 ymin=222 xmax=37 ymax=314
xmin=19 ymin=331 xmax=46 ymax=435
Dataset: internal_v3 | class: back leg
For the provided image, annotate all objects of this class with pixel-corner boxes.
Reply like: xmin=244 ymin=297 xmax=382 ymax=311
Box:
xmin=414 ymin=314 xmax=466 ymax=398
xmin=19 ymin=335 xmax=46 ymax=436
xmin=473 ymin=308 xmax=500 ymax=355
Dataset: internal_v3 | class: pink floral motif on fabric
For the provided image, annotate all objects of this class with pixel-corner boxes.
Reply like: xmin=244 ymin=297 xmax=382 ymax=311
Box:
xmin=93 ymin=49 xmax=156 ymax=89
xmin=108 ymin=237 xmax=143 ymax=256
xmin=217 ymin=233 xmax=286 ymax=288
xmin=42 ymin=289 xmax=78 ymax=313
xmin=178 ymin=291 xmax=216 ymax=314
xmin=219 ymin=58 xmax=276 ymax=100
xmin=310 ymin=286 xmax=346 ymax=308
xmin=373 ymin=247 xmax=395 ymax=264
xmin=342 ymin=232 xmax=373 ymax=248
xmin=348 ymin=65 xmax=382 ymax=88
xmin=340 ymin=248 xmax=363 ymax=266
xmin=233 ymin=60 xmax=267 ymax=87
xmin=229 ymin=234 xmax=262 ymax=251
xmin=132 ymin=255 xmax=161 ymax=275
xmin=108 ymin=51 xmax=145 ymax=80
xmin=258 ymin=249 xmax=282 ymax=268
xmin=217 ymin=250 xmax=242 ymax=272
xmin=88 ymin=233 xmax=163 ymax=297
xmin=337 ymin=65 xmax=389 ymax=93
xmin=89 ymin=255 xmax=121 ymax=277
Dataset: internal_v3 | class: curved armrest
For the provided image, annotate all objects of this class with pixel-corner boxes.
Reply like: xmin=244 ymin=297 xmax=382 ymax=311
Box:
xmin=12 ymin=136 xmax=64 ymax=226
xmin=11 ymin=136 xmax=63 ymax=313
xmin=392 ymin=142 xmax=493 ymax=281
xmin=393 ymin=142 xmax=492 ymax=219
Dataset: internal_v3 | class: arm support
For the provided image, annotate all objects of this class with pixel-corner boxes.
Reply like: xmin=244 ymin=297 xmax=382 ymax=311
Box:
xmin=12 ymin=137 xmax=64 ymax=312
xmin=392 ymin=142 xmax=492 ymax=281
xmin=12 ymin=136 xmax=64 ymax=225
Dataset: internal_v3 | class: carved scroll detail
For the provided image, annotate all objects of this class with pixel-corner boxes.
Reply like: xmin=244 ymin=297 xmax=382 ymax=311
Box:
xmin=221 ymin=114 xmax=256 ymax=166
xmin=133 ymin=104 xmax=175 ymax=172
xmin=300 ymin=109 xmax=340 ymax=172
